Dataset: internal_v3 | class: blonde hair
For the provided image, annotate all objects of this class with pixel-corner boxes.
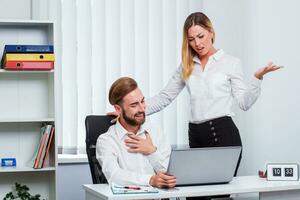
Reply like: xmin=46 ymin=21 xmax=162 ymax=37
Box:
xmin=181 ymin=12 xmax=215 ymax=80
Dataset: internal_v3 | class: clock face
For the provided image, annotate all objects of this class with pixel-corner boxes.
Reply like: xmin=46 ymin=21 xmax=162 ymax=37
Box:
xmin=267 ymin=164 xmax=299 ymax=181
xmin=272 ymin=168 xmax=282 ymax=177
xmin=285 ymin=168 xmax=294 ymax=177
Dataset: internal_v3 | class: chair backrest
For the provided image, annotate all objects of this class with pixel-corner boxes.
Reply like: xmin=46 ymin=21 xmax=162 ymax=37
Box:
xmin=85 ymin=115 xmax=115 ymax=184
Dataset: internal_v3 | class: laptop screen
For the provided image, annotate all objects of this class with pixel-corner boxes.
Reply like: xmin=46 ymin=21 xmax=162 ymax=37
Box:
xmin=167 ymin=146 xmax=241 ymax=186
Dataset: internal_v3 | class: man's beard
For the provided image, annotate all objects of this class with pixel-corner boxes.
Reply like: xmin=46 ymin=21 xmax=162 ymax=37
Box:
xmin=122 ymin=110 xmax=145 ymax=126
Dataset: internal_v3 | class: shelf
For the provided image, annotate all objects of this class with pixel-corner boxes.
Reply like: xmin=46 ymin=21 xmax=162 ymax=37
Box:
xmin=0 ymin=20 xmax=56 ymax=199
xmin=0 ymin=118 xmax=54 ymax=123
xmin=0 ymin=166 xmax=56 ymax=173
xmin=0 ymin=20 xmax=53 ymax=26
xmin=0 ymin=69 xmax=54 ymax=73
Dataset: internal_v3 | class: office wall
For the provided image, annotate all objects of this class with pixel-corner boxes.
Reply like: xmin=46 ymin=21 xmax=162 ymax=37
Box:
xmin=241 ymin=0 xmax=300 ymax=174
xmin=0 ymin=0 xmax=31 ymax=19
xmin=203 ymin=0 xmax=300 ymax=175
xmin=57 ymin=163 xmax=92 ymax=200
xmin=55 ymin=0 xmax=200 ymax=153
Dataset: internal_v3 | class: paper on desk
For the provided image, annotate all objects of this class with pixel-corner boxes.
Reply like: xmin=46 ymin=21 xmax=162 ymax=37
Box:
xmin=111 ymin=183 xmax=159 ymax=194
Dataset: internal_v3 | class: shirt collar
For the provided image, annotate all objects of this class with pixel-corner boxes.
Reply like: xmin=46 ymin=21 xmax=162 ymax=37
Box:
xmin=114 ymin=120 xmax=149 ymax=140
xmin=212 ymin=49 xmax=224 ymax=61
xmin=192 ymin=49 xmax=224 ymax=64
xmin=192 ymin=56 xmax=201 ymax=64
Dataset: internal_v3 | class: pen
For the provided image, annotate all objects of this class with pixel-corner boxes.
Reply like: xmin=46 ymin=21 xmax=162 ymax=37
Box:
xmin=124 ymin=186 xmax=141 ymax=190
xmin=114 ymin=185 xmax=141 ymax=190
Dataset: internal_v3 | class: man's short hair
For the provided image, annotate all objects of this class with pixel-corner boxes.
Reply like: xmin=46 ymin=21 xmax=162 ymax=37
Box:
xmin=109 ymin=77 xmax=138 ymax=105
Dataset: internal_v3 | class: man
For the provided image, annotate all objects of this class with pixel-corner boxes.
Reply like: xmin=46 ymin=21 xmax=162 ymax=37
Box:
xmin=96 ymin=77 xmax=176 ymax=188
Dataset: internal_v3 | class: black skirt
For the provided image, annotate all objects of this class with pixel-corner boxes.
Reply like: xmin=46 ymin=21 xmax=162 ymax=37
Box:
xmin=186 ymin=116 xmax=242 ymax=200
xmin=188 ymin=116 xmax=242 ymax=148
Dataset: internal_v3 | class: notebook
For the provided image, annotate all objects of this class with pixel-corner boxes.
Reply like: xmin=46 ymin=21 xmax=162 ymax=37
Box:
xmin=167 ymin=146 xmax=241 ymax=186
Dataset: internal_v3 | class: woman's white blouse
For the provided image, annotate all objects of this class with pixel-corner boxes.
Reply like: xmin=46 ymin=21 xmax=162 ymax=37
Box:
xmin=146 ymin=49 xmax=262 ymax=123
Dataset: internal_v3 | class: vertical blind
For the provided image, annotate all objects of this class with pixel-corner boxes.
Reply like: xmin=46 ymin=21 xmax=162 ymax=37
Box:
xmin=44 ymin=0 xmax=203 ymax=154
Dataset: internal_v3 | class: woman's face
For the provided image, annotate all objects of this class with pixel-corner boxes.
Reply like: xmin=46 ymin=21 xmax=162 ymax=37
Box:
xmin=187 ymin=25 xmax=214 ymax=58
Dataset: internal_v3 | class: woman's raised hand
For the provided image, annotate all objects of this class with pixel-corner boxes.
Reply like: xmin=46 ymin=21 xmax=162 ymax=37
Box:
xmin=254 ymin=62 xmax=282 ymax=80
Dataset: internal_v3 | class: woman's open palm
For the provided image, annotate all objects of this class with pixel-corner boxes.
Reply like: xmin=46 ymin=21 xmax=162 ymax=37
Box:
xmin=255 ymin=62 xmax=281 ymax=80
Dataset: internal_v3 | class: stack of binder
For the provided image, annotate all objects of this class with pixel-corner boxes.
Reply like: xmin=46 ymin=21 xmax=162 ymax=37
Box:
xmin=1 ymin=45 xmax=54 ymax=70
xmin=31 ymin=124 xmax=55 ymax=169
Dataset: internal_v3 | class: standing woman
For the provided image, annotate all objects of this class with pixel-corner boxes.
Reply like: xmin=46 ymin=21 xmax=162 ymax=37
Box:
xmin=146 ymin=12 xmax=280 ymax=199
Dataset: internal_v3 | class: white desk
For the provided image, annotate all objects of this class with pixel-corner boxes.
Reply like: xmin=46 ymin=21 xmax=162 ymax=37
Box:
xmin=83 ymin=176 xmax=300 ymax=200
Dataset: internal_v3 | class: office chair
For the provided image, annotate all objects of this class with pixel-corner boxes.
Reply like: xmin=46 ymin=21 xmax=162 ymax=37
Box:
xmin=85 ymin=115 xmax=115 ymax=184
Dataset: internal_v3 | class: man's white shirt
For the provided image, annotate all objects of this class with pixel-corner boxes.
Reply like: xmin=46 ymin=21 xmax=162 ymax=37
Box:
xmin=96 ymin=120 xmax=171 ymax=186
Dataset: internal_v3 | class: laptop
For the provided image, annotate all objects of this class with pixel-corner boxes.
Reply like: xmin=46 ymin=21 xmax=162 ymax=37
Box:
xmin=167 ymin=146 xmax=241 ymax=186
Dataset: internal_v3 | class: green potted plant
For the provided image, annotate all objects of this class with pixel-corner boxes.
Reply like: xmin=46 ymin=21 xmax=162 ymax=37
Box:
xmin=3 ymin=182 xmax=44 ymax=200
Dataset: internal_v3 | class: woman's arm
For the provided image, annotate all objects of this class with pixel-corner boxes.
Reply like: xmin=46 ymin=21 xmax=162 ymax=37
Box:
xmin=231 ymin=60 xmax=280 ymax=111
xmin=230 ymin=59 xmax=262 ymax=111
xmin=146 ymin=65 xmax=186 ymax=115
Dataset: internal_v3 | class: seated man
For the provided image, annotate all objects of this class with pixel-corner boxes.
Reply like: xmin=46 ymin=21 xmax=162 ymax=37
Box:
xmin=96 ymin=77 xmax=176 ymax=188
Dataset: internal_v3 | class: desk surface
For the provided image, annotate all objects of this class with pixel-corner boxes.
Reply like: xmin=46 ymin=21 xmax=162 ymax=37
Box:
xmin=83 ymin=176 xmax=300 ymax=200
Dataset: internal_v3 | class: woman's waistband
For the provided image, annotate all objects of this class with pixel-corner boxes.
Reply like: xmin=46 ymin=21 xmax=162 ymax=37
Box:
xmin=189 ymin=116 xmax=233 ymax=128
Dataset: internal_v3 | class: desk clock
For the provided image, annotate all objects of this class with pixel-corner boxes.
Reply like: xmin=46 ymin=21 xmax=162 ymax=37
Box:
xmin=267 ymin=163 xmax=299 ymax=181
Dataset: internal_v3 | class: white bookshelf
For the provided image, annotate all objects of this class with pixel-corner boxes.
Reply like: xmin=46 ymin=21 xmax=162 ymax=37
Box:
xmin=0 ymin=69 xmax=54 ymax=73
xmin=0 ymin=21 xmax=57 ymax=200
xmin=0 ymin=166 xmax=56 ymax=173
xmin=0 ymin=118 xmax=55 ymax=123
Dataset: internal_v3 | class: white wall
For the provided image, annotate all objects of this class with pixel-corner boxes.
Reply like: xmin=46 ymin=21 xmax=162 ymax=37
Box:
xmin=57 ymin=163 xmax=92 ymax=200
xmin=1 ymin=0 xmax=300 ymax=177
xmin=203 ymin=0 xmax=300 ymax=175
xmin=241 ymin=0 xmax=300 ymax=175
xmin=56 ymin=0 xmax=202 ymax=152
xmin=0 ymin=0 xmax=31 ymax=19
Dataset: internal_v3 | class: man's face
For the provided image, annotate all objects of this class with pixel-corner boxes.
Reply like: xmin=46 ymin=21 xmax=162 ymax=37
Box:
xmin=118 ymin=88 xmax=145 ymax=126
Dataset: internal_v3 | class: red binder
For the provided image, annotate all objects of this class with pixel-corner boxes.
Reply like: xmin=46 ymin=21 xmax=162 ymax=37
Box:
xmin=4 ymin=61 xmax=54 ymax=70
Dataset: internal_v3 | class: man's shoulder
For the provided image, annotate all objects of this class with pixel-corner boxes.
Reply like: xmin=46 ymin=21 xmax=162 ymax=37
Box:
xmin=97 ymin=125 xmax=116 ymax=143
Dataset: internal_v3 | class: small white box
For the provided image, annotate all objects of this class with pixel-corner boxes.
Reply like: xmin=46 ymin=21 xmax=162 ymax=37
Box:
xmin=267 ymin=163 xmax=299 ymax=181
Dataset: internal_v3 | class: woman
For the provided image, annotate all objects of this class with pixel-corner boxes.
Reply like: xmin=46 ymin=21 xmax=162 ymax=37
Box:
xmin=145 ymin=12 xmax=280 ymax=199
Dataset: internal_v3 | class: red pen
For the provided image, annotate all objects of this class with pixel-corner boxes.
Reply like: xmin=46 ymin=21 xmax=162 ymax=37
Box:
xmin=124 ymin=186 xmax=141 ymax=190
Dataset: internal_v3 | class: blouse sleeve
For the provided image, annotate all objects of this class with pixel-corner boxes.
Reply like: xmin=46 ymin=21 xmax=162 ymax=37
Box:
xmin=230 ymin=59 xmax=262 ymax=111
xmin=146 ymin=65 xmax=186 ymax=115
